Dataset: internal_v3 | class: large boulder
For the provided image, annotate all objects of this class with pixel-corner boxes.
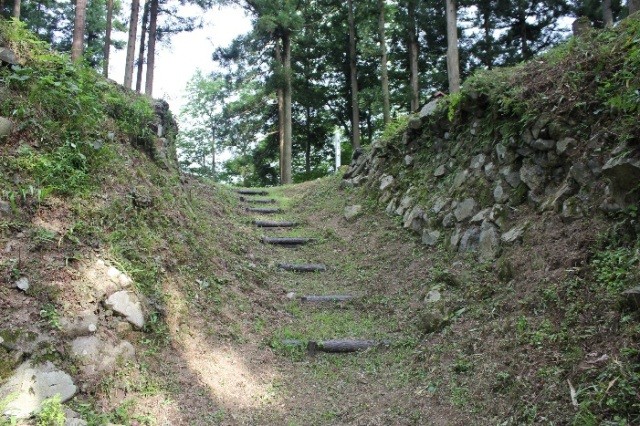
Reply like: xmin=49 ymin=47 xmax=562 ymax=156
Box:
xmin=70 ymin=336 xmax=135 ymax=378
xmin=454 ymin=198 xmax=478 ymax=222
xmin=0 ymin=361 xmax=77 ymax=419
xmin=0 ymin=47 xmax=19 ymax=65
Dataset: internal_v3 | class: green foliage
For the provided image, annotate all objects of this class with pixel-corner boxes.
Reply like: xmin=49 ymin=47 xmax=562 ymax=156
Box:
xmin=36 ymin=395 xmax=66 ymax=426
xmin=592 ymin=247 xmax=639 ymax=295
xmin=39 ymin=303 xmax=62 ymax=330
xmin=380 ymin=115 xmax=409 ymax=143
xmin=447 ymin=92 xmax=463 ymax=121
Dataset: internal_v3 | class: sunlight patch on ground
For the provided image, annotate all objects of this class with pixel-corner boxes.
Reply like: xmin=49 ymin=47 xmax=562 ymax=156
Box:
xmin=179 ymin=330 xmax=280 ymax=409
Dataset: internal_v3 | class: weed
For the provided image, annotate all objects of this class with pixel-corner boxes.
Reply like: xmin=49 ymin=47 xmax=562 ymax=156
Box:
xmin=36 ymin=395 xmax=65 ymax=426
xmin=39 ymin=303 xmax=61 ymax=330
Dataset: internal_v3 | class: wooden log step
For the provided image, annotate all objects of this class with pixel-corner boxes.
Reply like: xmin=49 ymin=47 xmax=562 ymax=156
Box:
xmin=300 ymin=295 xmax=355 ymax=303
xmin=236 ymin=189 xmax=269 ymax=195
xmin=254 ymin=220 xmax=298 ymax=228
xmin=240 ymin=197 xmax=277 ymax=204
xmin=277 ymin=263 xmax=327 ymax=272
xmin=246 ymin=207 xmax=281 ymax=214
xmin=310 ymin=339 xmax=390 ymax=354
xmin=280 ymin=339 xmax=390 ymax=354
xmin=262 ymin=236 xmax=314 ymax=245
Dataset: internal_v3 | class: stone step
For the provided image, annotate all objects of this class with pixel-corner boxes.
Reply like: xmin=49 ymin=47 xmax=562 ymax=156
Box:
xmin=237 ymin=189 xmax=269 ymax=196
xmin=262 ymin=236 xmax=315 ymax=246
xmin=277 ymin=263 xmax=327 ymax=272
xmin=254 ymin=220 xmax=298 ymax=228
xmin=246 ymin=207 xmax=281 ymax=214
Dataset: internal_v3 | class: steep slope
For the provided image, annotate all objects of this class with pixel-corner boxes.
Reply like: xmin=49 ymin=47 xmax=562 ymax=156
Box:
xmin=342 ymin=15 xmax=640 ymax=425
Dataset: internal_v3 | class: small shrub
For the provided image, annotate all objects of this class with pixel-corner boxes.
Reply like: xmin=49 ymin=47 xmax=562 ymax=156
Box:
xmin=36 ymin=395 xmax=65 ymax=426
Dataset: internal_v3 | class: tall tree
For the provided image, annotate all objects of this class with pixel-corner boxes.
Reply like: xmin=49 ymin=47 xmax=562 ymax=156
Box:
xmin=124 ymin=0 xmax=140 ymax=88
xmin=407 ymin=0 xmax=419 ymax=110
xmin=281 ymin=30 xmax=293 ymax=183
xmin=630 ymin=0 xmax=639 ymax=13
xmin=12 ymin=0 xmax=19 ymax=19
xmin=347 ymin=0 xmax=360 ymax=150
xmin=71 ymin=0 xmax=88 ymax=62
xmin=136 ymin=1 xmax=149 ymax=92
xmin=445 ymin=0 xmax=460 ymax=93
xmin=378 ymin=0 xmax=390 ymax=125
xmin=103 ymin=0 xmax=114 ymax=76
xmin=144 ymin=0 xmax=158 ymax=95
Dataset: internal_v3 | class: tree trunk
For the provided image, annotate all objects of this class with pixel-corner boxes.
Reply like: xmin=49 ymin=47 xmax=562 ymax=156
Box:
xmin=71 ymin=0 xmax=87 ymax=62
xmin=305 ymin=105 xmax=311 ymax=175
xmin=124 ymin=0 xmax=140 ymax=88
xmin=347 ymin=0 xmax=360 ymax=150
xmin=11 ymin=0 xmax=19 ymax=19
xmin=136 ymin=1 xmax=149 ymax=93
xmin=210 ymin=128 xmax=216 ymax=179
xmin=275 ymin=40 xmax=286 ymax=183
xmin=445 ymin=0 xmax=460 ymax=93
xmin=103 ymin=0 xmax=114 ymax=77
xmin=144 ymin=0 xmax=158 ymax=96
xmin=408 ymin=0 xmax=419 ymax=111
xmin=482 ymin=7 xmax=493 ymax=69
xmin=281 ymin=32 xmax=293 ymax=184
xmin=254 ymin=220 xmax=297 ymax=227
xmin=261 ymin=236 xmax=314 ymax=246
xmin=236 ymin=189 xmax=269 ymax=195
xmin=602 ymin=0 xmax=614 ymax=26
xmin=378 ymin=0 xmax=390 ymax=125
xmin=629 ymin=0 xmax=640 ymax=14
xmin=277 ymin=263 xmax=327 ymax=272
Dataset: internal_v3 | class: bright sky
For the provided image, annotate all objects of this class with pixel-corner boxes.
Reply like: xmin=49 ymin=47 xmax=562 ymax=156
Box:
xmin=108 ymin=4 xmax=252 ymax=116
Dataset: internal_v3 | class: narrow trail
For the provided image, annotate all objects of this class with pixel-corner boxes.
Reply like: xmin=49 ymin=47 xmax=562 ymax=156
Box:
xmin=232 ymin=180 xmax=458 ymax=425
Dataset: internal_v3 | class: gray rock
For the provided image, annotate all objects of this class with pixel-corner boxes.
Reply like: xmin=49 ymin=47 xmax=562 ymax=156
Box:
xmin=422 ymin=229 xmax=441 ymax=246
xmin=424 ymin=289 xmax=442 ymax=304
xmin=521 ymin=128 xmax=534 ymax=145
xmin=344 ymin=205 xmax=363 ymax=221
xmin=454 ymin=198 xmax=477 ymax=222
xmin=434 ymin=164 xmax=447 ymax=177
xmin=531 ymin=115 xmax=550 ymax=139
xmin=379 ymin=174 xmax=394 ymax=191
xmin=442 ymin=213 xmax=455 ymax=228
xmin=489 ymin=204 xmax=508 ymax=228
xmin=431 ymin=197 xmax=449 ymax=215
xmin=452 ymin=170 xmax=469 ymax=189
xmin=501 ymin=224 xmax=527 ymax=244
xmin=386 ymin=198 xmax=398 ymax=214
xmin=66 ymin=418 xmax=88 ymax=426
xmin=404 ymin=155 xmax=414 ymax=166
xmin=621 ymin=286 xmax=640 ymax=310
xmin=0 ymin=361 xmax=77 ymax=418
xmin=484 ymin=162 xmax=496 ymax=179
xmin=15 ymin=277 xmax=29 ymax=291
xmin=0 ymin=116 xmax=13 ymax=139
xmin=0 ymin=47 xmax=19 ymax=65
xmin=569 ymin=162 xmax=593 ymax=187
xmin=470 ymin=154 xmax=486 ymax=169
xmin=450 ymin=227 xmax=462 ymax=248
xmin=71 ymin=336 xmax=135 ymax=377
xmin=395 ymin=195 xmax=414 ymax=217
xmin=493 ymin=182 xmax=508 ymax=204
xmin=478 ymin=221 xmax=500 ymax=261
xmin=409 ymin=116 xmax=422 ymax=130
xmin=519 ymin=161 xmax=546 ymax=192
xmin=561 ymin=196 xmax=585 ymax=221
xmin=500 ymin=166 xmax=522 ymax=188
xmin=556 ymin=137 xmax=577 ymax=155
xmin=61 ymin=311 xmax=98 ymax=337
xmin=419 ymin=99 xmax=440 ymax=118
xmin=495 ymin=144 xmax=509 ymax=164
xmin=0 ymin=200 xmax=10 ymax=217
xmin=530 ymin=139 xmax=556 ymax=151
xmin=459 ymin=227 xmax=481 ymax=252
xmin=470 ymin=208 xmax=490 ymax=224
xmin=517 ymin=146 xmax=534 ymax=157
xmin=105 ymin=291 xmax=145 ymax=329
xmin=404 ymin=206 xmax=424 ymax=232
xmin=602 ymin=157 xmax=640 ymax=204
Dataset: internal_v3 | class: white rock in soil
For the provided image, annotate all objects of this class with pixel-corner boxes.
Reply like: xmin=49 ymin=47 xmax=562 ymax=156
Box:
xmin=0 ymin=361 xmax=77 ymax=418
xmin=71 ymin=336 xmax=135 ymax=377
xmin=344 ymin=205 xmax=363 ymax=221
xmin=105 ymin=291 xmax=145 ymax=328
xmin=379 ymin=174 xmax=394 ymax=191
xmin=15 ymin=277 xmax=29 ymax=291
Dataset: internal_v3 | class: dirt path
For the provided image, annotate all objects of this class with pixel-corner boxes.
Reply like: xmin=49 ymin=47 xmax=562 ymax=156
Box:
xmin=230 ymin=179 xmax=456 ymax=425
